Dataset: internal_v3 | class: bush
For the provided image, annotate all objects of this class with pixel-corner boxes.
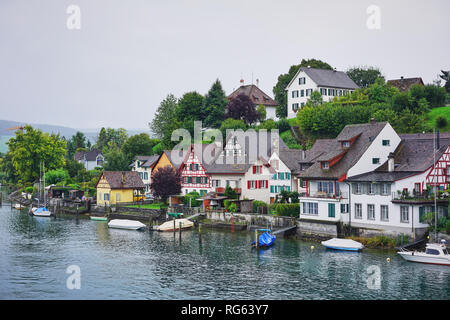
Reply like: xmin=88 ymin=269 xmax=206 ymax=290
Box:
xmin=45 ymin=169 xmax=70 ymax=185
xmin=277 ymin=118 xmax=291 ymax=133
xmin=436 ymin=115 xmax=448 ymax=129
xmin=24 ymin=186 xmax=34 ymax=194
xmin=253 ymin=200 xmax=267 ymax=212
xmin=182 ymin=191 xmax=202 ymax=207
xmin=446 ymin=220 xmax=450 ymax=234
xmin=269 ymin=203 xmax=300 ymax=217
xmin=228 ymin=203 xmax=237 ymax=213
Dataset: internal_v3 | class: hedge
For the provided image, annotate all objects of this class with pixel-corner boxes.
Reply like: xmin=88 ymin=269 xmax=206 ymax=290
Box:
xmin=269 ymin=203 xmax=300 ymax=217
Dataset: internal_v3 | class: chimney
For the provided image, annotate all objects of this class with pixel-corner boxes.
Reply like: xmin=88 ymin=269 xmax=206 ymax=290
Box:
xmin=333 ymin=67 xmax=337 ymax=72
xmin=302 ymin=149 xmax=306 ymax=160
xmin=240 ymin=78 xmax=244 ymax=85
xmin=256 ymin=79 xmax=259 ymax=87
xmin=388 ymin=152 xmax=395 ymax=172
xmin=370 ymin=118 xmax=376 ymax=124
xmin=436 ymin=129 xmax=440 ymax=150
xmin=122 ymin=172 xmax=126 ymax=186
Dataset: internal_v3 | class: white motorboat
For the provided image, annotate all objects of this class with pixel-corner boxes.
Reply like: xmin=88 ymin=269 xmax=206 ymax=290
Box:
xmin=154 ymin=218 xmax=194 ymax=232
xmin=32 ymin=207 xmax=52 ymax=217
xmin=398 ymin=241 xmax=450 ymax=266
xmin=108 ymin=219 xmax=146 ymax=230
xmin=321 ymin=238 xmax=364 ymax=251
xmin=14 ymin=203 xmax=26 ymax=210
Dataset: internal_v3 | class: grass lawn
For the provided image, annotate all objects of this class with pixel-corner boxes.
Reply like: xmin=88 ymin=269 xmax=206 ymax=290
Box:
xmin=126 ymin=203 xmax=168 ymax=209
xmin=426 ymin=106 xmax=450 ymax=131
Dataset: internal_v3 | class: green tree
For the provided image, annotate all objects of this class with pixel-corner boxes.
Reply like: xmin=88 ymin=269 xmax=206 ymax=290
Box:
xmin=219 ymin=118 xmax=247 ymax=137
xmin=257 ymin=104 xmax=267 ymax=121
xmin=306 ymin=91 xmax=323 ymax=107
xmin=102 ymin=142 xmax=130 ymax=171
xmin=204 ymin=79 xmax=228 ymax=128
xmin=45 ymin=169 xmax=70 ymax=185
xmin=224 ymin=185 xmax=238 ymax=199
xmin=95 ymin=127 xmax=128 ymax=152
xmin=346 ymin=66 xmax=384 ymax=88
xmin=6 ymin=126 xmax=67 ymax=183
xmin=176 ymin=91 xmax=205 ymax=135
xmin=439 ymin=70 xmax=450 ymax=93
xmin=122 ymin=133 xmax=158 ymax=163
xmin=150 ymin=94 xmax=181 ymax=149
xmin=273 ymin=59 xmax=333 ymax=118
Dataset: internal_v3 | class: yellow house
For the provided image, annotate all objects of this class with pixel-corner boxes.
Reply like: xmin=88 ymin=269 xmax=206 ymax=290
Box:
xmin=96 ymin=171 xmax=145 ymax=205
xmin=151 ymin=149 xmax=188 ymax=175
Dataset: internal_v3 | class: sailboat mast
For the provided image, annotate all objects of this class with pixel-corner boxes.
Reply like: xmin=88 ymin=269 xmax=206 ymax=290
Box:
xmin=43 ymin=160 xmax=46 ymax=206
xmin=434 ymin=128 xmax=437 ymax=242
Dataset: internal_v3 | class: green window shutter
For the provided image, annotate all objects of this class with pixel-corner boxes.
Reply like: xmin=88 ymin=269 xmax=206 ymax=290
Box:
xmin=328 ymin=203 xmax=335 ymax=218
xmin=273 ymin=174 xmax=277 ymax=180
xmin=419 ymin=207 xmax=424 ymax=222
xmin=287 ymin=173 xmax=291 ymax=179
xmin=188 ymin=177 xmax=192 ymax=183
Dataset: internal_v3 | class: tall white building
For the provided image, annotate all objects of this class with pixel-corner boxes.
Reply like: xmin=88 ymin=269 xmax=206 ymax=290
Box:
xmin=285 ymin=67 xmax=359 ymax=119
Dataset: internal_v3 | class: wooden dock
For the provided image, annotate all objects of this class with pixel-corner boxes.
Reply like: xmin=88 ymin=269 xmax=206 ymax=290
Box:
xmin=272 ymin=226 xmax=297 ymax=237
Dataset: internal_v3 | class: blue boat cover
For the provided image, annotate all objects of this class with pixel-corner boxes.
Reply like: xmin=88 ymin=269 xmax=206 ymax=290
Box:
xmin=252 ymin=232 xmax=276 ymax=247
xmin=35 ymin=207 xmax=49 ymax=213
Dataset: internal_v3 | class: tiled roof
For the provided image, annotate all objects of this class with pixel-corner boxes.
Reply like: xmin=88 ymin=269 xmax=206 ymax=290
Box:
xmin=387 ymin=77 xmax=424 ymax=92
xmin=74 ymin=148 xmax=103 ymax=161
xmin=288 ymin=67 xmax=359 ymax=90
xmin=296 ymin=122 xmax=387 ymax=180
xmin=99 ymin=171 xmax=145 ymax=189
xmin=228 ymin=85 xmax=278 ymax=107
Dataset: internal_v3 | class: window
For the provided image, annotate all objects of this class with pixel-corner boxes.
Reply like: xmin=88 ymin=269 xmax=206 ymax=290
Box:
xmin=187 ymin=177 xmax=192 ymax=183
xmin=447 ymin=166 xmax=450 ymax=182
xmin=292 ymin=90 xmax=299 ymax=98
xmin=342 ymin=141 xmax=350 ymax=148
xmin=322 ymin=88 xmax=327 ymax=96
xmin=328 ymin=203 xmax=335 ymax=218
xmin=400 ymin=206 xmax=409 ymax=223
xmin=301 ymin=102 xmax=305 ymax=107
xmin=382 ymin=140 xmax=390 ymax=146
xmin=212 ymin=180 xmax=220 ymax=187
xmin=299 ymin=77 xmax=306 ymax=85
xmin=144 ymin=172 xmax=148 ymax=180
xmin=116 ymin=193 xmax=121 ymax=202
xmin=367 ymin=204 xmax=375 ymax=220
xmin=372 ymin=158 xmax=380 ymax=164
xmin=279 ymin=172 xmax=285 ymax=180
xmin=322 ymin=162 xmax=329 ymax=169
xmin=104 ymin=193 xmax=110 ymax=201
xmin=381 ymin=183 xmax=389 ymax=195
xmin=340 ymin=203 xmax=349 ymax=213
xmin=368 ymin=183 xmax=375 ymax=195
xmin=355 ymin=203 xmax=362 ymax=219
xmin=139 ymin=172 xmax=143 ymax=179
xmin=425 ymin=249 xmax=440 ymax=255
xmin=318 ymin=181 xmax=334 ymax=193
xmin=252 ymin=165 xmax=262 ymax=174
xmin=414 ymin=183 xmax=421 ymax=194
xmin=381 ymin=205 xmax=389 ymax=221
xmin=300 ymin=89 xmax=304 ymax=97
xmin=355 ymin=183 xmax=362 ymax=194
xmin=303 ymin=202 xmax=318 ymax=215
xmin=292 ymin=103 xmax=299 ymax=111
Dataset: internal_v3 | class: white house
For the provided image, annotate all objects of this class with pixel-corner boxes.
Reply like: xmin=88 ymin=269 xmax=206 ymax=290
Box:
xmin=346 ymin=132 xmax=450 ymax=238
xmin=296 ymin=121 xmax=401 ymax=227
xmin=74 ymin=148 xmax=104 ymax=171
xmin=130 ymin=155 xmax=159 ymax=194
xmin=286 ymin=67 xmax=359 ymax=119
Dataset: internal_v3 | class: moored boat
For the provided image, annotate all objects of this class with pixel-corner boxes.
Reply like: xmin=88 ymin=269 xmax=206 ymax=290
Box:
xmin=108 ymin=219 xmax=146 ymax=230
xmin=154 ymin=218 xmax=194 ymax=232
xmin=252 ymin=230 xmax=276 ymax=248
xmin=32 ymin=207 xmax=52 ymax=217
xmin=398 ymin=241 xmax=450 ymax=266
xmin=90 ymin=216 xmax=108 ymax=221
xmin=321 ymin=238 xmax=364 ymax=251
xmin=14 ymin=203 xmax=26 ymax=210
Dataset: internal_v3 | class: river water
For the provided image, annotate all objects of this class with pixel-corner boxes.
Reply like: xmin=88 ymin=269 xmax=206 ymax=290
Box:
xmin=0 ymin=203 xmax=449 ymax=300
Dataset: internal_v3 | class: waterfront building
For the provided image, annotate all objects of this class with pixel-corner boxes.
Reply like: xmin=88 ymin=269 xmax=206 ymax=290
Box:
xmin=74 ymin=148 xmax=104 ymax=170
xmin=285 ymin=67 xmax=359 ymax=119
xmin=346 ymin=132 xmax=450 ymax=238
xmin=296 ymin=121 xmax=401 ymax=226
xmin=96 ymin=171 xmax=145 ymax=205
xmin=130 ymin=155 xmax=159 ymax=194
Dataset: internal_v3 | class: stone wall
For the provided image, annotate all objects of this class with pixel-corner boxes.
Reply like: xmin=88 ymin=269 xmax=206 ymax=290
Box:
xmin=205 ymin=212 xmax=296 ymax=229
xmin=296 ymin=219 xmax=338 ymax=239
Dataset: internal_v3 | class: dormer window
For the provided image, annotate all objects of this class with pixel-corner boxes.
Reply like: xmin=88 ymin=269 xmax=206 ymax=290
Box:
xmin=342 ymin=141 xmax=350 ymax=148
xmin=321 ymin=162 xmax=329 ymax=169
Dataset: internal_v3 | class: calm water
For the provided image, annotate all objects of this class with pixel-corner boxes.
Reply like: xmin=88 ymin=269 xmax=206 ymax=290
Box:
xmin=0 ymin=202 xmax=449 ymax=300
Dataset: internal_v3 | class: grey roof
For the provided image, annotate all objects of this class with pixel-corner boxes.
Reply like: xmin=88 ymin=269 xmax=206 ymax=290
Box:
xmin=74 ymin=148 xmax=103 ymax=162
xmin=296 ymin=122 xmax=387 ymax=180
xmin=289 ymin=67 xmax=359 ymax=90
xmin=228 ymin=84 xmax=278 ymax=107
xmin=347 ymin=135 xmax=450 ymax=182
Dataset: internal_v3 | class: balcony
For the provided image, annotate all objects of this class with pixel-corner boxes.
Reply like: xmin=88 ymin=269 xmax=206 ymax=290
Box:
xmin=300 ymin=191 xmax=348 ymax=200
xmin=215 ymin=187 xmax=241 ymax=194
xmin=391 ymin=190 xmax=449 ymax=204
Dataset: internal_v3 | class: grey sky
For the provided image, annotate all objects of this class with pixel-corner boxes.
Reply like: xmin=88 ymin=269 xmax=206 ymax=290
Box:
xmin=0 ymin=0 xmax=448 ymax=130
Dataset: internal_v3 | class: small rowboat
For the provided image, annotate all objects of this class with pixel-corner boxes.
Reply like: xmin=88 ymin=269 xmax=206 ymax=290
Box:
xmin=321 ymin=238 xmax=364 ymax=251
xmin=154 ymin=218 xmax=194 ymax=232
xmin=108 ymin=219 xmax=146 ymax=230
xmin=90 ymin=216 xmax=108 ymax=221
xmin=14 ymin=203 xmax=26 ymax=210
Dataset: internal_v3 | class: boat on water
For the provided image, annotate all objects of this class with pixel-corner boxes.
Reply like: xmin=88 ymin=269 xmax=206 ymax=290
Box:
xmin=154 ymin=218 xmax=194 ymax=232
xmin=90 ymin=216 xmax=108 ymax=221
xmin=108 ymin=219 xmax=146 ymax=230
xmin=32 ymin=207 xmax=52 ymax=217
xmin=398 ymin=241 xmax=450 ymax=266
xmin=321 ymin=238 xmax=364 ymax=251
xmin=252 ymin=229 xmax=276 ymax=248
xmin=14 ymin=203 xmax=26 ymax=210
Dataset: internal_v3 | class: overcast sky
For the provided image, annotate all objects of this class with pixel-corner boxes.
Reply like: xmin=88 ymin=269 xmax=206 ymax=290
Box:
xmin=0 ymin=0 xmax=448 ymax=130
